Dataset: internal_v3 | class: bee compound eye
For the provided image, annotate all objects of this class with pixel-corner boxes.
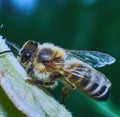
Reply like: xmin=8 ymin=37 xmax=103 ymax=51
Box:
xmin=20 ymin=41 xmax=38 ymax=63
xmin=21 ymin=52 xmax=31 ymax=63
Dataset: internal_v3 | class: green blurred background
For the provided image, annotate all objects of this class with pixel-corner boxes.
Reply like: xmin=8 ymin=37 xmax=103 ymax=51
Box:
xmin=0 ymin=0 xmax=120 ymax=117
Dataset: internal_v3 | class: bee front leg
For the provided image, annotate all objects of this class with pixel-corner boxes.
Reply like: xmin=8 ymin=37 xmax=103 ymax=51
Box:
xmin=26 ymin=79 xmax=55 ymax=87
xmin=61 ymin=85 xmax=74 ymax=104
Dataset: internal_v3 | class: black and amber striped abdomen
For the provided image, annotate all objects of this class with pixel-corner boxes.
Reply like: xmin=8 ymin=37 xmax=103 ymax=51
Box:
xmin=67 ymin=68 xmax=111 ymax=101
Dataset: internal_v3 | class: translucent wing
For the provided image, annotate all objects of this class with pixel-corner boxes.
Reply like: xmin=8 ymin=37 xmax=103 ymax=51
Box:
xmin=66 ymin=50 xmax=115 ymax=68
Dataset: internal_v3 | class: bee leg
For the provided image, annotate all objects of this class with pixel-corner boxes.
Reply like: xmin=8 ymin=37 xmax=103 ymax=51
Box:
xmin=61 ymin=85 xmax=74 ymax=104
xmin=26 ymin=79 xmax=55 ymax=87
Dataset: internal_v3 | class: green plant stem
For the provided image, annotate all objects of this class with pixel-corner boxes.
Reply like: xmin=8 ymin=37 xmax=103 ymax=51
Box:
xmin=94 ymin=101 xmax=119 ymax=117
xmin=0 ymin=104 xmax=6 ymax=117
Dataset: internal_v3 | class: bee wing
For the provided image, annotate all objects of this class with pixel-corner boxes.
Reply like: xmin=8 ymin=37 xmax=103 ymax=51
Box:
xmin=65 ymin=50 xmax=115 ymax=68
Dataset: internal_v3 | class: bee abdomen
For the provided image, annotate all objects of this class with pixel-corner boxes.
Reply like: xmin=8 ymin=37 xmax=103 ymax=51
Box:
xmin=92 ymin=85 xmax=110 ymax=101
xmin=71 ymin=70 xmax=111 ymax=101
xmin=77 ymin=78 xmax=111 ymax=101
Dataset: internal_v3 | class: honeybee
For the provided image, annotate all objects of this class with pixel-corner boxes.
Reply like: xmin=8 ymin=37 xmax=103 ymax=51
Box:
xmin=2 ymin=40 xmax=115 ymax=103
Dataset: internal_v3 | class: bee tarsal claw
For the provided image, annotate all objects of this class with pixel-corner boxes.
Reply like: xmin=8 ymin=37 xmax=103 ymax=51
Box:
xmin=25 ymin=79 xmax=35 ymax=85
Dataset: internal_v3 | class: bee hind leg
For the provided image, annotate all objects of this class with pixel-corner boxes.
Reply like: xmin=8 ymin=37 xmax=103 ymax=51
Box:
xmin=61 ymin=85 xmax=74 ymax=104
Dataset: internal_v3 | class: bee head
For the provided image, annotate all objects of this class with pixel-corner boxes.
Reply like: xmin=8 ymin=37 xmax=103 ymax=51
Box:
xmin=18 ymin=41 xmax=38 ymax=63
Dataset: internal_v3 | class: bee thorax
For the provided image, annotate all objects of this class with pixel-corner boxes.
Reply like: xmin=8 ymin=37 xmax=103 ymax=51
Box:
xmin=30 ymin=61 xmax=51 ymax=80
xmin=33 ymin=68 xmax=52 ymax=81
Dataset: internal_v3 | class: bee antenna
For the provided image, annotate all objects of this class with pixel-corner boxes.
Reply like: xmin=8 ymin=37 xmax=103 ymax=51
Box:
xmin=0 ymin=50 xmax=19 ymax=56
xmin=5 ymin=40 xmax=20 ymax=52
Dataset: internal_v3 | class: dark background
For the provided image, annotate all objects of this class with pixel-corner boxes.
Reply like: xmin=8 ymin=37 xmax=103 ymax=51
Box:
xmin=0 ymin=0 xmax=120 ymax=117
